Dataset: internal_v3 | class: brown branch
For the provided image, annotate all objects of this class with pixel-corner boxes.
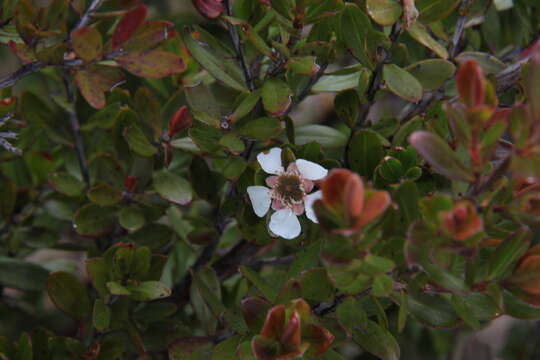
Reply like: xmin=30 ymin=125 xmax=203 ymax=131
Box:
xmin=449 ymin=0 xmax=473 ymax=59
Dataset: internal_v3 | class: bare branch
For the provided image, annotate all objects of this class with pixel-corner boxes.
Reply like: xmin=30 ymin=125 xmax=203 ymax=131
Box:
xmin=74 ymin=0 xmax=104 ymax=30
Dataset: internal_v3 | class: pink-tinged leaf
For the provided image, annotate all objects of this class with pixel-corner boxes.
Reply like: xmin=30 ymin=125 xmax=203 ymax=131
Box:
xmin=116 ymin=50 xmax=186 ymax=78
xmin=168 ymin=337 xmax=213 ymax=359
xmin=280 ymin=311 xmax=302 ymax=353
xmin=74 ymin=65 xmax=125 ymax=109
xmin=123 ymin=20 xmax=175 ymax=52
xmin=71 ymin=26 xmax=103 ymax=63
xmin=192 ymin=0 xmax=224 ymax=19
xmin=402 ymin=0 xmax=418 ymax=30
xmin=512 ymin=254 xmax=540 ymax=294
xmin=260 ymin=306 xmax=285 ymax=340
xmin=251 ymin=335 xmax=280 ymax=360
xmin=408 ymin=131 xmax=475 ymax=182
xmin=168 ymin=106 xmax=193 ymax=137
xmin=303 ymin=324 xmax=335 ymax=356
xmin=457 ymin=60 xmax=486 ymax=108
xmin=355 ymin=190 xmax=391 ymax=229
xmin=112 ymin=5 xmax=147 ymax=49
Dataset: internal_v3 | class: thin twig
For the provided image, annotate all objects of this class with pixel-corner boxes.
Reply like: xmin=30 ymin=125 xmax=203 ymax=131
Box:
xmin=74 ymin=0 xmax=104 ymax=30
xmin=63 ymin=71 xmax=90 ymax=187
xmin=449 ymin=0 xmax=473 ymax=59
xmin=223 ymin=0 xmax=255 ymax=92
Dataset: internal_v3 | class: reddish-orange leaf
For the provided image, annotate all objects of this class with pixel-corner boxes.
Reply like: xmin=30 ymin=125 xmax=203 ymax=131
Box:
xmin=116 ymin=50 xmax=186 ymax=78
xmin=355 ymin=190 xmax=391 ymax=229
xmin=112 ymin=5 xmax=147 ymax=49
xmin=260 ymin=305 xmax=285 ymax=340
xmin=457 ymin=60 xmax=486 ymax=108
xmin=280 ymin=311 xmax=302 ymax=353
xmin=168 ymin=106 xmax=193 ymax=137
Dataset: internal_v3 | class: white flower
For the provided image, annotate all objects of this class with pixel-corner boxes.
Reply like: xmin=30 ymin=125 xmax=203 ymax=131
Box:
xmin=247 ymin=147 xmax=328 ymax=239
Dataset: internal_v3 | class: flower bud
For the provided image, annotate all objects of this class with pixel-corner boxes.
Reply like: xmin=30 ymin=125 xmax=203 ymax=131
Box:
xmin=439 ymin=201 xmax=483 ymax=241
xmin=315 ymin=169 xmax=390 ymax=236
xmin=457 ymin=60 xmax=486 ymax=108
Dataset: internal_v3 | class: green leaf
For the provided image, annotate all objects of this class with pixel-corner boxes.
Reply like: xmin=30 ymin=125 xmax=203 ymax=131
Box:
xmin=397 ymin=291 xmax=408 ymax=332
xmin=237 ymin=117 xmax=282 ymax=140
xmin=407 ymin=22 xmax=448 ymax=59
xmin=408 ymin=291 xmax=459 ymax=327
xmin=347 ymin=130 xmax=384 ymax=178
xmin=126 ymin=281 xmax=171 ymax=301
xmin=213 ymin=156 xmax=247 ymax=181
xmin=229 ymin=90 xmax=262 ymax=122
xmin=503 ymin=290 xmax=540 ymax=320
xmin=450 ymin=294 xmax=480 ymax=329
xmin=300 ymin=267 xmax=335 ymax=302
xmin=74 ymin=65 xmax=124 ymax=109
xmin=487 ymin=227 xmax=532 ymax=280
xmin=455 ymin=52 xmax=507 ymax=75
xmin=382 ymin=64 xmax=423 ymax=102
xmin=339 ymin=4 xmax=375 ymax=69
xmin=47 ymin=271 xmax=91 ymax=319
xmin=212 ymin=335 xmax=242 ymax=360
xmin=93 ymin=299 xmax=111 ymax=331
xmin=73 ymin=204 xmax=116 ymax=236
xmin=118 ymin=205 xmax=146 ymax=231
xmin=183 ymin=30 xmax=248 ymax=92
xmin=0 ymin=257 xmax=49 ymax=291
xmin=372 ymin=274 xmax=393 ymax=297
xmin=71 ymin=26 xmax=102 ymax=63
xmin=409 ymin=131 xmax=475 ymax=182
xmin=48 ymin=172 xmax=85 ymax=197
xmin=312 ymin=68 xmax=370 ymax=93
xmin=337 ymin=296 xmax=368 ymax=333
xmin=239 ymin=266 xmax=278 ymax=302
xmin=378 ymin=157 xmax=404 ymax=183
xmin=123 ymin=123 xmax=157 ymax=157
xmin=87 ymin=184 xmax=123 ymax=206
xmin=106 ymin=281 xmax=131 ymax=296
xmin=15 ymin=332 xmax=32 ymax=360
xmin=352 ymin=320 xmax=400 ymax=360
xmin=116 ymin=50 xmax=186 ymax=78
xmin=153 ymin=171 xmax=193 ymax=205
xmin=185 ymin=83 xmax=221 ymax=127
xmin=335 ymin=90 xmax=360 ymax=128
xmin=393 ymin=181 xmax=420 ymax=226
xmin=192 ymin=266 xmax=225 ymax=316
xmin=424 ymin=263 xmax=468 ymax=293
xmin=366 ymin=0 xmax=402 ymax=26
xmin=219 ymin=134 xmax=245 ymax=153
xmin=416 ymin=0 xmax=460 ymax=23
xmin=296 ymin=125 xmax=348 ymax=148
xmin=358 ymin=254 xmax=396 ymax=276
xmin=406 ymin=59 xmax=456 ymax=91
xmin=188 ymin=120 xmax=223 ymax=153
xmin=261 ymin=79 xmax=292 ymax=116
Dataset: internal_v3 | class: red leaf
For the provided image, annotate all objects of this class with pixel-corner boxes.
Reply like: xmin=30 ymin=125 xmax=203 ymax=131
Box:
xmin=457 ymin=60 xmax=486 ymax=108
xmin=116 ymin=50 xmax=186 ymax=78
xmin=112 ymin=5 xmax=147 ymax=49
xmin=280 ymin=311 xmax=301 ymax=353
xmin=192 ymin=0 xmax=224 ymax=19
xmin=168 ymin=106 xmax=193 ymax=137
xmin=355 ymin=190 xmax=391 ymax=229
xmin=124 ymin=176 xmax=136 ymax=192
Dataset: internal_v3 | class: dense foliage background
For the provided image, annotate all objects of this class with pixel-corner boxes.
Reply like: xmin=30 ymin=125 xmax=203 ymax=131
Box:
xmin=1 ymin=0 xmax=540 ymax=359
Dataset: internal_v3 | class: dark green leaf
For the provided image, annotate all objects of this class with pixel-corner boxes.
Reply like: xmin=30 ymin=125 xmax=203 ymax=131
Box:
xmin=47 ymin=271 xmax=91 ymax=319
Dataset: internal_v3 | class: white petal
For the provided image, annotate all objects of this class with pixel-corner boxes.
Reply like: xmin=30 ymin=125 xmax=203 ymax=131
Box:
xmin=269 ymin=209 xmax=301 ymax=239
xmin=257 ymin=147 xmax=284 ymax=175
xmin=304 ymin=190 xmax=322 ymax=223
xmin=295 ymin=159 xmax=328 ymax=180
xmin=247 ymin=186 xmax=272 ymax=217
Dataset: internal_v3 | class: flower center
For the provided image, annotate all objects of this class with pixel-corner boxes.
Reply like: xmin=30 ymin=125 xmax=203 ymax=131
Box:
xmin=274 ymin=174 xmax=304 ymax=205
